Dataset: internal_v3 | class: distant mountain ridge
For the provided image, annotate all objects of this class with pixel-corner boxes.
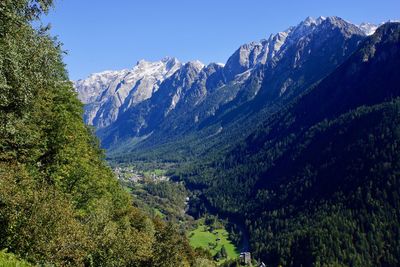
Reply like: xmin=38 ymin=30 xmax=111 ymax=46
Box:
xmin=75 ymin=16 xmax=381 ymax=152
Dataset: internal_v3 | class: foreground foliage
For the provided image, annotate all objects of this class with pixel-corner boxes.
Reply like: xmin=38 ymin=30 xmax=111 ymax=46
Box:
xmin=0 ymin=1 xmax=198 ymax=266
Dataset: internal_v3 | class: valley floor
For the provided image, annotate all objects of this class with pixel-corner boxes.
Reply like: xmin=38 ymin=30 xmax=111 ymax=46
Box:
xmin=114 ymin=164 xmax=245 ymax=265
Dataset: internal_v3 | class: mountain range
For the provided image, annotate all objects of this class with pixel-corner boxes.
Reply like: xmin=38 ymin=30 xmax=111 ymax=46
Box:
xmin=75 ymin=16 xmax=374 ymax=155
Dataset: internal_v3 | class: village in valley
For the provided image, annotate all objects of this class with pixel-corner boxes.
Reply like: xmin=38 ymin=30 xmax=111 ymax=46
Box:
xmin=112 ymin=164 xmax=264 ymax=266
xmin=114 ymin=165 xmax=169 ymax=184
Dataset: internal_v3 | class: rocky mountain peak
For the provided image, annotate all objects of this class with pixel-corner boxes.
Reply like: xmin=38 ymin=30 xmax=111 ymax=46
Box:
xmin=75 ymin=69 xmax=128 ymax=104
xmin=299 ymin=16 xmax=326 ymax=27
xmin=184 ymin=60 xmax=205 ymax=72
xmin=75 ymin=57 xmax=183 ymax=128
xmin=323 ymin=16 xmax=365 ymax=37
xmin=222 ymin=16 xmax=365 ymax=82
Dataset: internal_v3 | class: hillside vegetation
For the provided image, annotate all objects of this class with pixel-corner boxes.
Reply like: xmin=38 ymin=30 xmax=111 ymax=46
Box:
xmin=0 ymin=1 xmax=199 ymax=266
xmin=177 ymin=23 xmax=400 ymax=266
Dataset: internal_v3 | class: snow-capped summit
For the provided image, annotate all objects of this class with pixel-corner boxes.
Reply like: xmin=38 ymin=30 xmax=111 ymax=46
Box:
xmin=289 ymin=16 xmax=327 ymax=37
xmin=75 ymin=57 xmax=182 ymax=128
xmin=133 ymin=57 xmax=180 ymax=78
xmin=75 ymin=69 xmax=129 ymax=104
xmin=357 ymin=20 xmax=399 ymax=36
xmin=301 ymin=16 xmax=327 ymax=27
xmin=358 ymin=23 xmax=379 ymax=36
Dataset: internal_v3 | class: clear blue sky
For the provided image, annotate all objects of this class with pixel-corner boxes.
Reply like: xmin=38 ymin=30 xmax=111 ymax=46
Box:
xmin=41 ymin=0 xmax=400 ymax=80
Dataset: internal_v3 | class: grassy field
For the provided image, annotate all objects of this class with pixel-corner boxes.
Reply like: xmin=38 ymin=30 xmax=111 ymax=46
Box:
xmin=123 ymin=186 xmax=132 ymax=193
xmin=143 ymin=169 xmax=166 ymax=177
xmin=0 ymin=250 xmax=31 ymax=267
xmin=188 ymin=224 xmax=239 ymax=262
xmin=153 ymin=208 xmax=165 ymax=218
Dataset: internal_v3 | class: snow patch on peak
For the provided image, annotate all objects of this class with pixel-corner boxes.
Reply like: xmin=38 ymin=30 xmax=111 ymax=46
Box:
xmin=299 ymin=16 xmax=327 ymax=27
xmin=302 ymin=16 xmax=326 ymax=26
xmin=132 ymin=58 xmax=181 ymax=79
xmin=357 ymin=20 xmax=399 ymax=36
xmin=358 ymin=22 xmax=379 ymax=36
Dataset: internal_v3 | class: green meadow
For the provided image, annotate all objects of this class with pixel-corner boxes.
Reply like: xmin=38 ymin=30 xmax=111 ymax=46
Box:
xmin=188 ymin=224 xmax=239 ymax=262
xmin=0 ymin=250 xmax=31 ymax=267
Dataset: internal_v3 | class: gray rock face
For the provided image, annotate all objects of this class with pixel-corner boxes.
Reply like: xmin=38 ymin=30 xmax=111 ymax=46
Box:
xmin=74 ymin=57 xmax=182 ymax=128
xmin=98 ymin=61 xmax=207 ymax=145
xmin=222 ymin=16 xmax=334 ymax=81
xmin=223 ymin=31 xmax=290 ymax=81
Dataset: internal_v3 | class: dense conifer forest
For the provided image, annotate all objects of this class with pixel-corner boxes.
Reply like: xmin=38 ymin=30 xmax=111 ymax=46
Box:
xmin=174 ymin=23 xmax=400 ymax=266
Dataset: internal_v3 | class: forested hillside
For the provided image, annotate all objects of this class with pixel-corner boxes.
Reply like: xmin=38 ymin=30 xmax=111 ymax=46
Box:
xmin=246 ymin=100 xmax=400 ymax=266
xmin=0 ymin=1 xmax=200 ymax=266
xmin=178 ymin=23 xmax=400 ymax=266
